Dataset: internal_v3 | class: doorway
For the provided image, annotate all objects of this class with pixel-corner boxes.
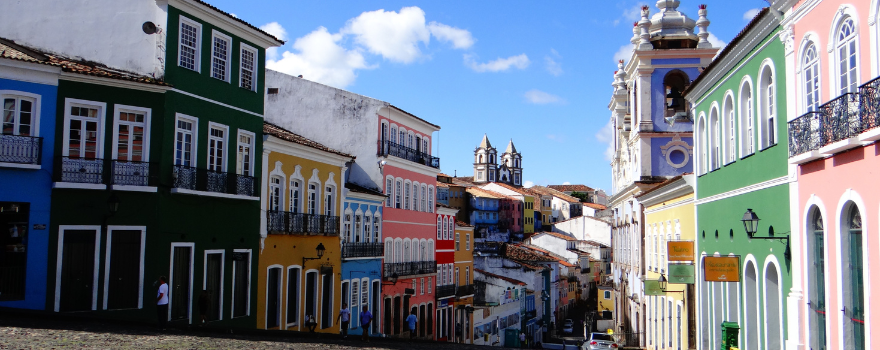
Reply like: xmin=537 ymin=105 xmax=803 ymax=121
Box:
xmin=204 ymin=251 xmax=223 ymax=321
xmin=267 ymin=266 xmax=282 ymax=328
xmin=57 ymin=228 xmax=99 ymax=312
xmin=170 ymin=244 xmax=193 ymax=322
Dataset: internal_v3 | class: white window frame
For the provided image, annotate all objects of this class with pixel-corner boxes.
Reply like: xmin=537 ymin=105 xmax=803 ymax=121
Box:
xmin=178 ymin=15 xmax=202 ymax=72
xmin=307 ymin=181 xmax=320 ymax=215
xmin=269 ymin=175 xmax=284 ymax=211
xmin=203 ymin=249 xmax=226 ymax=321
xmin=834 ymin=16 xmax=860 ymax=95
xmin=54 ymin=225 xmax=101 ymax=312
xmin=373 ymin=214 xmax=381 ymax=242
xmin=62 ymin=98 xmax=107 ymax=158
xmin=174 ymin=113 xmax=199 ymax=166
xmin=210 ymin=30 xmax=232 ymax=82
xmin=236 ymin=130 xmax=255 ymax=176
xmin=802 ymin=41 xmax=822 ymax=113
xmin=207 ymin=122 xmax=229 ymax=172
xmin=239 ymin=43 xmax=258 ymax=92
xmin=738 ymin=78 xmax=754 ymax=157
xmin=1 ymin=90 xmax=41 ymax=137
xmin=102 ymin=225 xmax=147 ymax=310
xmin=168 ymin=242 xmax=196 ymax=323
xmin=231 ymin=248 xmax=252 ymax=318
xmin=111 ymin=104 xmax=151 ymax=162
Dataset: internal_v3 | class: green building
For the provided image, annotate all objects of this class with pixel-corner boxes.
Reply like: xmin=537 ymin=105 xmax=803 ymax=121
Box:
xmin=683 ymin=8 xmax=793 ymax=350
xmin=43 ymin=0 xmax=281 ymax=328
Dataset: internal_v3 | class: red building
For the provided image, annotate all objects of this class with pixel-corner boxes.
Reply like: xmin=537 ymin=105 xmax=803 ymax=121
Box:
xmin=378 ymin=106 xmax=441 ymax=339
xmin=435 ymin=205 xmax=458 ymax=341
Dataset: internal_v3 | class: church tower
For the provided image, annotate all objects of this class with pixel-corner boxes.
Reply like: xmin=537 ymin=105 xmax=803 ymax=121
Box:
xmin=473 ymin=134 xmax=497 ymax=183
xmin=500 ymin=139 xmax=522 ymax=186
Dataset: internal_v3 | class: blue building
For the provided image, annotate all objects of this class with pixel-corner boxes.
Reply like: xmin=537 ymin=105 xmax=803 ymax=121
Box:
xmin=0 ymin=39 xmax=59 ymax=309
xmin=341 ymin=182 xmax=386 ymax=336
xmin=466 ymin=187 xmax=502 ymax=240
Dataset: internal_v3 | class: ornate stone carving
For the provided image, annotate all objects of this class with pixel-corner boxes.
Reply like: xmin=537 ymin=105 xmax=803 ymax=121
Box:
xmin=659 ymin=134 xmax=693 ymax=169
xmin=696 ymin=5 xmax=712 ymax=48
xmin=779 ymin=24 xmax=795 ymax=56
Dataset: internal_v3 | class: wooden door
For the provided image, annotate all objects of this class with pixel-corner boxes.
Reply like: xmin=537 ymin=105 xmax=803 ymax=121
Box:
xmin=171 ymin=246 xmax=192 ymax=320
xmin=107 ymin=230 xmax=141 ymax=310
xmin=205 ymin=253 xmax=222 ymax=321
xmin=60 ymin=230 xmax=96 ymax=312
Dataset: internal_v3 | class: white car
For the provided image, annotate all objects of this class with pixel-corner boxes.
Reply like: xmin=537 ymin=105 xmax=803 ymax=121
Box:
xmin=586 ymin=333 xmax=617 ymax=349
xmin=562 ymin=319 xmax=574 ymax=334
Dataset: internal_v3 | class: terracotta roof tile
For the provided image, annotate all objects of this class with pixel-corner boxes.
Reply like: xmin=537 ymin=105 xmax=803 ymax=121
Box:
xmin=583 ymin=203 xmax=607 ymax=210
xmin=474 ymin=268 xmax=527 ymax=286
xmin=455 ymin=221 xmax=473 ymax=227
xmin=264 ymin=122 xmax=355 ymax=158
xmin=548 ymin=184 xmax=595 ymax=193
xmin=466 ymin=187 xmax=513 ymax=200
xmin=530 ymin=186 xmax=580 ymax=203
xmin=502 ymin=243 xmax=557 ymax=264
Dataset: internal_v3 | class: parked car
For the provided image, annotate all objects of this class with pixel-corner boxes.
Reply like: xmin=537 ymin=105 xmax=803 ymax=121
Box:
xmin=586 ymin=332 xmax=617 ymax=349
xmin=562 ymin=319 xmax=574 ymax=334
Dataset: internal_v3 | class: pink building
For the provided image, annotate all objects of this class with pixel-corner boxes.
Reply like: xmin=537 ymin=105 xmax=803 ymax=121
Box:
xmin=378 ymin=106 xmax=441 ymax=339
xmin=784 ymin=1 xmax=880 ymax=349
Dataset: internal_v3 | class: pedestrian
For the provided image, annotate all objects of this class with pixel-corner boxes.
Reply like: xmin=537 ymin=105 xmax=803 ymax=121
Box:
xmin=156 ymin=276 xmax=168 ymax=330
xmin=306 ymin=315 xmax=318 ymax=333
xmin=456 ymin=322 xmax=462 ymax=342
xmin=360 ymin=305 xmax=373 ymax=342
xmin=519 ymin=332 xmax=526 ymax=348
xmin=198 ymin=290 xmax=210 ymax=326
xmin=336 ymin=303 xmax=350 ymax=338
xmin=405 ymin=310 xmax=418 ymax=339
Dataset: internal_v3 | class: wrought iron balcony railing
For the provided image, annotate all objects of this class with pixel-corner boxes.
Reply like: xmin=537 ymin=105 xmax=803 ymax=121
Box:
xmin=377 ymin=140 xmax=440 ymax=169
xmin=790 ymin=89 xmax=871 ymax=157
xmin=455 ymin=284 xmax=475 ymax=297
xmin=55 ymin=156 xmax=104 ymax=184
xmin=383 ymin=260 xmax=437 ymax=277
xmin=859 ymin=75 xmax=880 ymax=133
xmin=267 ymin=210 xmax=340 ymax=236
xmin=173 ymin=164 xmax=255 ymax=196
xmin=111 ymin=160 xmax=157 ymax=186
xmin=436 ymin=284 xmax=456 ymax=298
xmin=0 ymin=134 xmax=41 ymax=165
xmin=342 ymin=242 xmax=384 ymax=258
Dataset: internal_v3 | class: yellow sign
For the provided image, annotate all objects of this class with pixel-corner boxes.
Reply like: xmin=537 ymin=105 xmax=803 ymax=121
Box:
xmin=667 ymin=241 xmax=694 ymax=261
xmin=703 ymin=256 xmax=740 ymax=282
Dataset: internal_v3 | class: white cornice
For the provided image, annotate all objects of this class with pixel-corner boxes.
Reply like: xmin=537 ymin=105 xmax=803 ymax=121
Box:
xmin=383 ymin=155 xmax=440 ymax=178
xmin=437 ymin=207 xmax=458 ymax=215
xmin=780 ymin=0 xmax=822 ymax=27
xmin=0 ymin=59 xmax=60 ymax=86
xmin=638 ymin=176 xmax=695 ymax=208
xmin=170 ymin=88 xmax=261 ymax=117
xmin=60 ymin=73 xmax=170 ymax=93
xmin=169 ymin=0 xmax=282 ymax=48
xmin=345 ymin=191 xmax=386 ymax=202
xmin=644 ymin=197 xmax=694 ymax=215
xmin=694 ymin=174 xmax=794 ymax=206
xmin=264 ymin=135 xmax=353 ymax=168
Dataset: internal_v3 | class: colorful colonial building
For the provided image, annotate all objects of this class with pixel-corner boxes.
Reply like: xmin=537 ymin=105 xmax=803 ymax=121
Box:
xmin=341 ymin=182 xmax=385 ymax=337
xmin=435 ymin=204 xmax=457 ymax=341
xmin=453 ymin=220 xmax=475 ymax=343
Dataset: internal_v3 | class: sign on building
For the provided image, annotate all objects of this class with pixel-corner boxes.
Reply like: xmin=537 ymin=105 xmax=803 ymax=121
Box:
xmin=667 ymin=241 xmax=694 ymax=261
xmin=644 ymin=280 xmax=664 ymax=296
xmin=667 ymin=264 xmax=695 ymax=284
xmin=703 ymin=256 xmax=740 ymax=282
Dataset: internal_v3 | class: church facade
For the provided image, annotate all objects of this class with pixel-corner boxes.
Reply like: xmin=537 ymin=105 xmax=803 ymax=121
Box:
xmin=472 ymin=135 xmax=522 ymax=187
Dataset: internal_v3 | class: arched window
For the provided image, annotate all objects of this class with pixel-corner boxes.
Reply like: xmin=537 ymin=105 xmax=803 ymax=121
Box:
xmin=709 ymin=107 xmax=720 ymax=170
xmin=354 ymin=214 xmax=362 ymax=242
xmin=364 ymin=214 xmax=372 ymax=242
xmin=391 ymin=126 xmax=398 ymax=144
xmin=844 ymin=204 xmax=865 ymax=350
xmin=385 ymin=239 xmax=392 ymax=262
xmin=428 ymin=187 xmax=434 ymax=212
xmin=758 ymin=64 xmax=776 ymax=148
xmin=290 ymin=179 xmax=301 ymax=213
xmin=803 ymin=43 xmax=821 ymax=112
xmin=269 ymin=176 xmax=282 ymax=211
xmin=765 ymin=262 xmax=783 ymax=350
xmin=373 ymin=215 xmax=381 ymax=241
xmin=744 ymin=261 xmax=758 ymax=350
xmin=394 ymin=240 xmax=402 ymax=263
xmin=723 ymin=94 xmax=736 ymax=163
xmin=663 ymin=70 xmax=690 ymax=118
xmin=740 ymin=80 xmax=754 ymax=155
xmin=421 ymin=185 xmax=427 ymax=212
xmin=808 ymin=208 xmax=827 ymax=350
xmin=437 ymin=217 xmax=442 ymax=239
xmin=404 ymin=240 xmax=411 ymax=263
xmin=420 ymin=240 xmax=426 ymax=261
xmin=427 ymin=240 xmax=434 ymax=260
xmin=307 ymin=183 xmax=318 ymax=214
xmin=404 ymin=181 xmax=411 ymax=210
xmin=836 ymin=17 xmax=858 ymax=95
xmin=395 ymin=180 xmax=402 ymax=208
xmin=442 ymin=217 xmax=448 ymax=240
xmin=325 ymin=185 xmax=335 ymax=216
xmin=344 ymin=211 xmax=353 ymax=242
xmin=412 ymin=182 xmax=419 ymax=211
xmin=698 ymin=116 xmax=707 ymax=174
xmin=447 ymin=219 xmax=453 ymax=240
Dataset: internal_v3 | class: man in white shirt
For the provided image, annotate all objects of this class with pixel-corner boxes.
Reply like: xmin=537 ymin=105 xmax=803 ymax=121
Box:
xmin=336 ymin=303 xmax=351 ymax=338
xmin=156 ymin=276 xmax=168 ymax=330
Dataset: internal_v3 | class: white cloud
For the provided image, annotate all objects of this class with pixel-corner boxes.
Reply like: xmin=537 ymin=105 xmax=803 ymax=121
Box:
xmin=266 ymin=26 xmax=372 ymax=88
xmin=524 ymin=89 xmax=564 ymax=104
xmin=743 ymin=8 xmax=761 ymax=21
xmin=342 ymin=7 xmax=431 ymax=64
xmin=615 ymin=3 xmax=648 ymax=26
xmin=613 ymin=43 xmax=634 ymax=64
xmin=427 ymin=21 xmax=474 ymax=49
xmin=259 ymin=22 xmax=289 ymax=61
xmin=464 ymin=54 xmax=530 ymax=72
xmin=562 ymin=181 xmax=571 ymax=185
xmin=595 ymin=120 xmax=615 ymax=162
xmin=708 ymin=33 xmax=727 ymax=50
xmin=545 ymin=49 xmax=562 ymax=76
xmin=523 ymin=180 xmax=535 ymax=188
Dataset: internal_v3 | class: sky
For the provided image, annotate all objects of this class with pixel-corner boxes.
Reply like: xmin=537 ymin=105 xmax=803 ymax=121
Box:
xmin=206 ymin=0 xmax=767 ymax=194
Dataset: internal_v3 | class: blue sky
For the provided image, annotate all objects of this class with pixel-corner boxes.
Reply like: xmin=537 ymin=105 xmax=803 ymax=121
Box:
xmin=207 ymin=0 xmax=766 ymax=193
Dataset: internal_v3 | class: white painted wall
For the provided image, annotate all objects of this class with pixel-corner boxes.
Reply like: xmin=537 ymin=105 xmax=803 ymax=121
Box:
xmin=0 ymin=0 xmax=167 ymax=77
xmin=265 ymin=70 xmax=387 ymax=190
xmin=551 ymin=216 xmax=611 ymax=247
xmin=528 ymin=234 xmax=578 ymax=264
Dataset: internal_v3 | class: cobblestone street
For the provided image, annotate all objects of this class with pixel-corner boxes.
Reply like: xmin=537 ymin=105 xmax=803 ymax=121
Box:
xmin=0 ymin=313 xmax=509 ymax=350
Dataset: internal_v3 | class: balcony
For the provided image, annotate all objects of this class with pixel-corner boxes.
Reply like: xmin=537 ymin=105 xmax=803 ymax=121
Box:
xmin=173 ymin=164 xmax=255 ymax=197
xmin=455 ymin=284 xmax=475 ymax=298
xmin=0 ymin=134 xmax=41 ymax=167
xmin=383 ymin=261 xmax=437 ymax=277
xmin=342 ymin=242 xmax=384 ymax=258
xmin=436 ymin=284 xmax=456 ymax=298
xmin=377 ymin=140 xmax=440 ymax=169
xmin=111 ymin=160 xmax=157 ymax=188
xmin=266 ymin=210 xmax=340 ymax=236
xmin=55 ymin=156 xmax=104 ymax=184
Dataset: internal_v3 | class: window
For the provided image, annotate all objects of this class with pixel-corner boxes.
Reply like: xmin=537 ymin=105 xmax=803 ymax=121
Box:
xmin=844 ymin=205 xmax=865 ymax=350
xmin=455 ymin=233 xmax=460 ymax=251
xmin=231 ymin=250 xmax=251 ymax=317
xmin=112 ymin=106 xmax=149 ymax=162
xmin=64 ymin=100 xmax=106 ymax=160
xmin=373 ymin=215 xmax=380 ymax=241
xmin=207 ymin=123 xmax=227 ymax=172
xmin=395 ymin=180 xmax=402 ymax=208
xmin=351 ymin=280 xmax=359 ymax=324
xmin=836 ymin=18 xmax=858 ymax=95
xmin=355 ymin=215 xmax=362 ymax=242
xmin=2 ymin=95 xmax=35 ymax=136
xmin=465 ymin=267 xmax=469 ymax=284
xmin=325 ymin=186 xmax=334 ymax=216
xmin=404 ymin=182 xmax=411 ymax=210
xmin=428 ymin=187 xmax=434 ymax=212
xmin=604 ymin=291 xmax=611 ymax=299
xmin=178 ymin=16 xmax=201 ymax=71
xmin=240 ymin=44 xmax=258 ymax=91
xmin=442 ymin=217 xmax=448 ymax=240
xmin=290 ymin=180 xmax=301 ymax=213
xmin=803 ymin=43 xmax=821 ymax=112
xmin=740 ymin=81 xmax=754 ymax=156
xmin=386 ymin=178 xmax=393 ymax=207
xmin=269 ymin=176 xmax=282 ymax=211
xmin=428 ymin=277 xmax=432 ymax=294
xmin=423 ymin=139 xmax=428 ymax=154
xmin=723 ymin=95 xmax=735 ymax=163
xmin=709 ymin=108 xmax=720 ymax=170
xmin=211 ymin=31 xmax=231 ymax=82
xmin=809 ymin=209 xmax=827 ymax=350
xmin=465 ymin=234 xmax=470 ymax=250
xmin=236 ymin=132 xmax=254 ymax=176
xmin=174 ymin=114 xmax=197 ymax=166
xmin=477 ymin=171 xmax=482 ymax=180
xmin=344 ymin=213 xmax=352 ymax=241
xmin=420 ymin=278 xmax=425 ymax=295
xmin=759 ymin=65 xmax=776 ymax=148
xmin=308 ymin=183 xmax=318 ymax=214
xmin=391 ymin=126 xmax=397 ymax=143
xmin=421 ymin=185 xmax=427 ymax=212
xmin=364 ymin=215 xmax=372 ymax=242
xmin=447 ymin=220 xmax=453 ymax=240
xmin=437 ymin=217 xmax=441 ymax=239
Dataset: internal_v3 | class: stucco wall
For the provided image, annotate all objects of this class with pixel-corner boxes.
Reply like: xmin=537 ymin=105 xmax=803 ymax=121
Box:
xmin=551 ymin=216 xmax=612 ymax=247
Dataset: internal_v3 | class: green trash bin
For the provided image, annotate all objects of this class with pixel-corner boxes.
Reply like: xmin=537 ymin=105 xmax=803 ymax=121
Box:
xmin=720 ymin=321 xmax=740 ymax=350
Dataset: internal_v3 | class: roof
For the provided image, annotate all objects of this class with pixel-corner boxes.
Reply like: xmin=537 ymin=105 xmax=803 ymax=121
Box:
xmin=580 ymin=240 xmax=609 ymax=248
xmin=455 ymin=221 xmax=473 ymax=227
xmin=1 ymin=37 xmax=170 ymax=87
xmin=436 ymin=181 xmax=449 ymax=188
xmin=466 ymin=187 xmax=513 ymax=200
xmin=504 ymin=139 xmax=517 ymax=154
xmin=520 ymin=244 xmax=575 ymax=267
xmin=345 ymin=182 xmax=386 ymax=197
xmin=530 ymin=186 xmax=581 ymax=203
xmin=263 ymin=122 xmax=355 ymax=159
xmin=540 ymin=231 xmax=577 ymax=242
xmin=634 ymin=174 xmax=689 ymax=198
xmin=502 ymin=244 xmax=558 ymax=264
xmin=583 ymin=203 xmax=607 ymax=210
xmin=478 ymin=134 xmax=492 ymax=149
xmin=488 ymin=182 xmax=532 ymax=197
xmin=548 ymin=184 xmax=595 ymax=193
xmin=436 ymin=202 xmax=453 ymax=209
xmin=388 ymin=104 xmax=440 ymax=129
xmin=474 ymin=268 xmax=526 ymax=286
xmin=189 ymin=0 xmax=285 ymax=45
xmin=683 ymin=7 xmax=771 ymax=98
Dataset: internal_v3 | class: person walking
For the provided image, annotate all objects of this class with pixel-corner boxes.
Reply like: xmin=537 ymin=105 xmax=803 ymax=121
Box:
xmin=360 ymin=305 xmax=373 ymax=342
xmin=519 ymin=332 xmax=526 ymax=348
xmin=156 ymin=276 xmax=168 ymax=330
xmin=405 ymin=310 xmax=418 ymax=339
xmin=306 ymin=315 xmax=318 ymax=333
xmin=337 ymin=303 xmax=351 ymax=339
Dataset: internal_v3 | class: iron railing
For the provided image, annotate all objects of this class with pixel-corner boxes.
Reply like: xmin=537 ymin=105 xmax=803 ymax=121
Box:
xmin=821 ymin=92 xmax=861 ymax=144
xmin=859 ymin=75 xmax=880 ymax=132
xmin=173 ymin=164 xmax=255 ymax=196
xmin=436 ymin=284 xmax=456 ymax=298
xmin=111 ymin=160 xmax=157 ymax=186
xmin=266 ymin=210 xmax=340 ymax=235
xmin=789 ymin=91 xmax=865 ymax=157
xmin=0 ymin=134 xmax=41 ymax=165
xmin=342 ymin=242 xmax=384 ymax=258
xmin=383 ymin=261 xmax=437 ymax=277
xmin=455 ymin=284 xmax=475 ymax=297
xmin=55 ymin=156 xmax=104 ymax=183
xmin=377 ymin=140 xmax=440 ymax=169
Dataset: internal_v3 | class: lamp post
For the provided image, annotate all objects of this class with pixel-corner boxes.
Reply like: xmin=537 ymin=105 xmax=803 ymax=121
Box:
xmin=741 ymin=208 xmax=791 ymax=260
xmin=657 ymin=274 xmax=685 ymax=296
xmin=302 ymin=243 xmax=326 ymax=267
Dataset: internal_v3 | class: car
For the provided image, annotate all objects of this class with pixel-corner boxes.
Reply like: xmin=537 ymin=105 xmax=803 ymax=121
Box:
xmin=585 ymin=332 xmax=617 ymax=349
xmin=562 ymin=319 xmax=574 ymax=334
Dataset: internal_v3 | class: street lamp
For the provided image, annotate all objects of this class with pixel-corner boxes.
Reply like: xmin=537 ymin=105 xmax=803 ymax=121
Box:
xmin=657 ymin=274 xmax=685 ymax=296
xmin=740 ymin=208 xmax=790 ymax=260
xmin=302 ymin=243 xmax=326 ymax=266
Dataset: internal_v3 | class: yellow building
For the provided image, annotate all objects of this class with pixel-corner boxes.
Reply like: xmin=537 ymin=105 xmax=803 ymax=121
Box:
xmin=597 ymin=285 xmax=614 ymax=315
xmin=636 ymin=175 xmax=695 ymax=350
xmin=257 ymin=123 xmax=354 ymax=332
xmin=452 ymin=221 xmax=475 ymax=343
